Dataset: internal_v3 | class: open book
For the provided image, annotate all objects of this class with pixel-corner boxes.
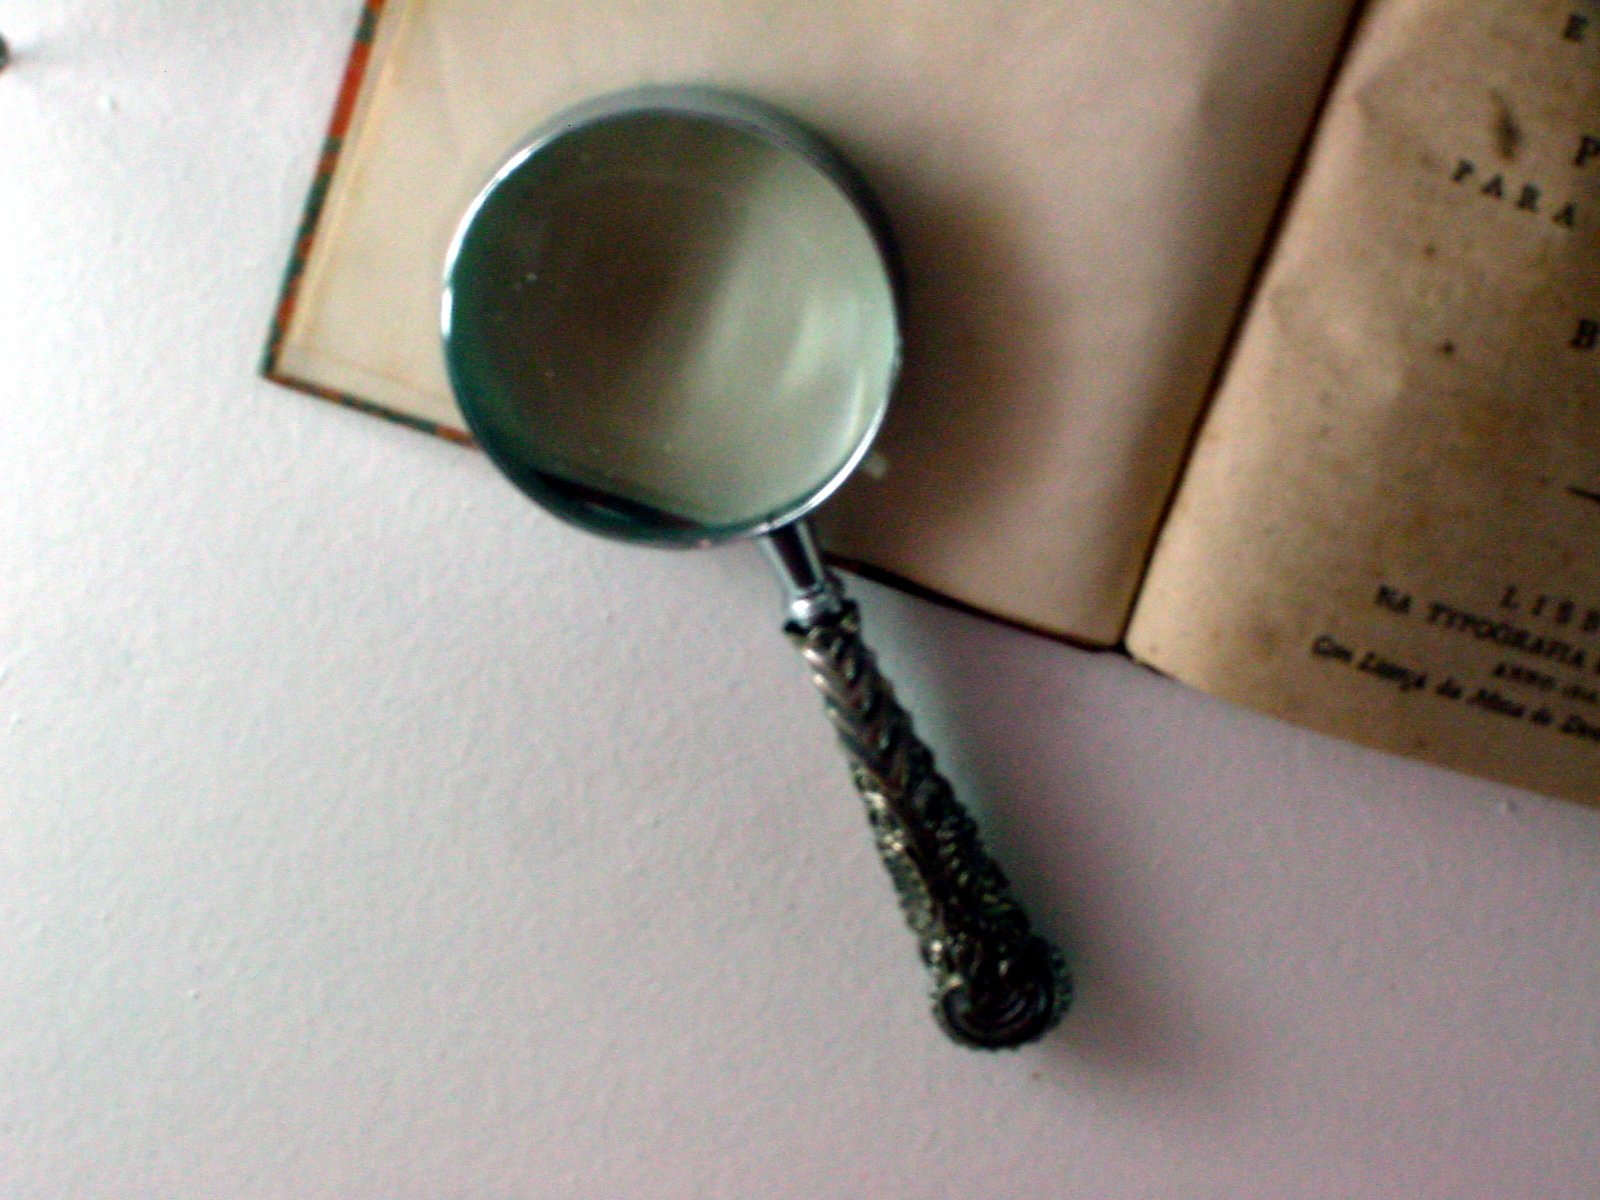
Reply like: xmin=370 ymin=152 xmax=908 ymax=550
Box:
xmin=265 ymin=0 xmax=1600 ymax=804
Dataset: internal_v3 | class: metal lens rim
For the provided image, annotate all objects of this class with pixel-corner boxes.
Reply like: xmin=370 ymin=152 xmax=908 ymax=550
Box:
xmin=441 ymin=85 xmax=904 ymax=547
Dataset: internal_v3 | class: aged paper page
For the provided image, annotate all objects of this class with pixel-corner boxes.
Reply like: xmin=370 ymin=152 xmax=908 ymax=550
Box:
xmin=1129 ymin=0 xmax=1600 ymax=801
xmin=272 ymin=0 xmax=1358 ymax=644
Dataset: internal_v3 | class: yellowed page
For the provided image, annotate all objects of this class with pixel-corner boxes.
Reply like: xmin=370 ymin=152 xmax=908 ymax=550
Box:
xmin=273 ymin=0 xmax=1358 ymax=644
xmin=1130 ymin=0 xmax=1600 ymax=802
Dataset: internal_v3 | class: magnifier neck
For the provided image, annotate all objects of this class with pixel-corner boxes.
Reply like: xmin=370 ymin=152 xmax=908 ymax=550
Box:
xmin=762 ymin=522 xmax=848 ymax=630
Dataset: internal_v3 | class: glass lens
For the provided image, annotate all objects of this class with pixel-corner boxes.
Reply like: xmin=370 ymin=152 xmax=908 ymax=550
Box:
xmin=444 ymin=107 xmax=899 ymax=544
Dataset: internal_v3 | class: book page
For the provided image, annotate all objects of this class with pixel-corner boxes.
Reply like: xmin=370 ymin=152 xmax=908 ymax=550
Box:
xmin=270 ymin=0 xmax=1358 ymax=644
xmin=1129 ymin=0 xmax=1600 ymax=802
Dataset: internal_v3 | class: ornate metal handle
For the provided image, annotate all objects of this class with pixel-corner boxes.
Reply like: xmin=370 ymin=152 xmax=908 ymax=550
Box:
xmin=765 ymin=525 xmax=1071 ymax=1048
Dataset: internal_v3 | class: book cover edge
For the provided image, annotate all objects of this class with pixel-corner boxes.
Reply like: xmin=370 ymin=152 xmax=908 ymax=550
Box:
xmin=258 ymin=0 xmax=476 ymax=448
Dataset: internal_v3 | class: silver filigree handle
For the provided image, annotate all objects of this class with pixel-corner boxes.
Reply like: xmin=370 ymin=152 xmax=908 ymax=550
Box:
xmin=765 ymin=525 xmax=1071 ymax=1049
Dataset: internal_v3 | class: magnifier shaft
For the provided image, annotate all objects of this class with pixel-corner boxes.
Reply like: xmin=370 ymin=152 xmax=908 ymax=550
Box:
xmin=766 ymin=524 xmax=1070 ymax=1049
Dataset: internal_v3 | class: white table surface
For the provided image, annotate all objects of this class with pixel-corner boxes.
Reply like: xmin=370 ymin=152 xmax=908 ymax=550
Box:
xmin=3 ymin=3 xmax=1598 ymax=1197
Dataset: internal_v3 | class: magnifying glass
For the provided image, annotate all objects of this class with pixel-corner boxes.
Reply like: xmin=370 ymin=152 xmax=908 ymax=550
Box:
xmin=443 ymin=86 xmax=1068 ymax=1048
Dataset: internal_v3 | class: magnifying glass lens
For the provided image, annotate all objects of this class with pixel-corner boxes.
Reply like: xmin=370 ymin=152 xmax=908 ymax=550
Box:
xmin=444 ymin=110 xmax=898 ymax=543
